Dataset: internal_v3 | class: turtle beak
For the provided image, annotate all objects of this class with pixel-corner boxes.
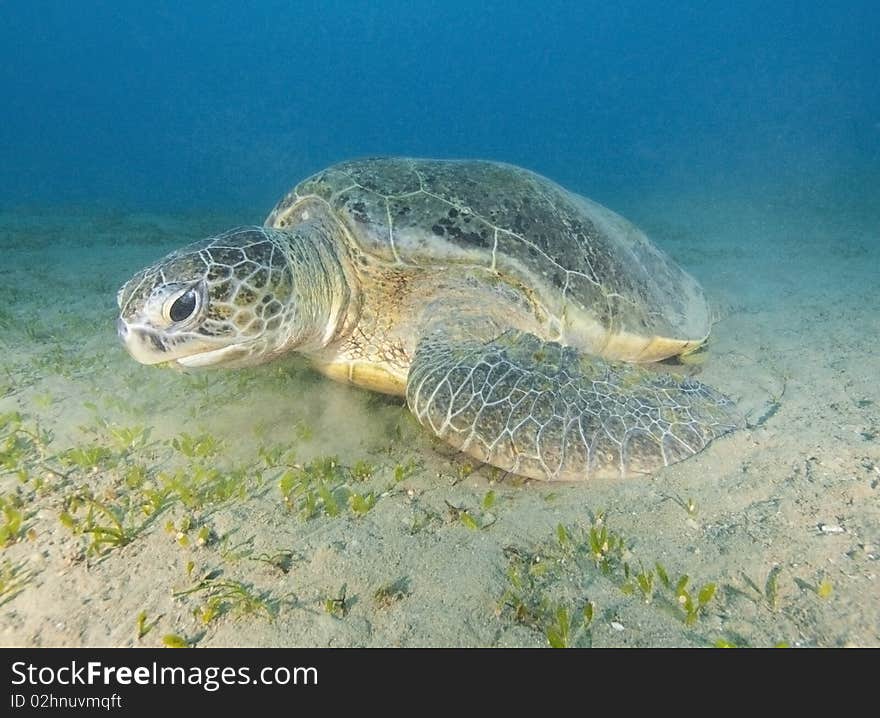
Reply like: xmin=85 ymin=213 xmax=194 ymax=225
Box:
xmin=117 ymin=320 xmax=172 ymax=365
xmin=174 ymin=343 xmax=252 ymax=368
xmin=117 ymin=315 xmax=247 ymax=368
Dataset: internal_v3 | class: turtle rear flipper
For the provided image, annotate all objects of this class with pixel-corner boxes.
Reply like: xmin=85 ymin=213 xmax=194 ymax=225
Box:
xmin=406 ymin=330 xmax=736 ymax=481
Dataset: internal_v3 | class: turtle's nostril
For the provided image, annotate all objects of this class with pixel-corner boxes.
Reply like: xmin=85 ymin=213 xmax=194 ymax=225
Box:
xmin=116 ymin=318 xmax=128 ymax=339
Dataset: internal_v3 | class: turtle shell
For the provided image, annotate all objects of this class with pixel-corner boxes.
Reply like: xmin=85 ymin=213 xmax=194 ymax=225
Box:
xmin=266 ymin=157 xmax=710 ymax=362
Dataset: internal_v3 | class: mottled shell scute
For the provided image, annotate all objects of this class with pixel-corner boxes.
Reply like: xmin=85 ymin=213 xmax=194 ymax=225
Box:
xmin=266 ymin=157 xmax=711 ymax=357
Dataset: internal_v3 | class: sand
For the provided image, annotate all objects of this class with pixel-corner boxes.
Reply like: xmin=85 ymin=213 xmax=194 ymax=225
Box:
xmin=0 ymin=185 xmax=877 ymax=648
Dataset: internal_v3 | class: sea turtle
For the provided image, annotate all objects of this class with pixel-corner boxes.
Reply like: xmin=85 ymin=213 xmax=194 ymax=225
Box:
xmin=117 ymin=157 xmax=735 ymax=481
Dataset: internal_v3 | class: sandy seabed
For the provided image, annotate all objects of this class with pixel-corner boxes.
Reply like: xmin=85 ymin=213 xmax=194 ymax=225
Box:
xmin=0 ymin=183 xmax=877 ymax=648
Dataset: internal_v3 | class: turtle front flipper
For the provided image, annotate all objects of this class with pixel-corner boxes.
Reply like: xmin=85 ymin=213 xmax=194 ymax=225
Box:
xmin=406 ymin=330 xmax=736 ymax=481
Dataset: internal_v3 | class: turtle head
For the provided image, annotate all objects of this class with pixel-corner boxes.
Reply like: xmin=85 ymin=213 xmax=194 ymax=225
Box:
xmin=117 ymin=225 xmax=348 ymax=369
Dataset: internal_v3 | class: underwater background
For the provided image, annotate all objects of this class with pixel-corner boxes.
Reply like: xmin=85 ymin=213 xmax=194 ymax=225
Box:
xmin=3 ymin=1 xmax=878 ymax=210
xmin=0 ymin=1 xmax=878 ymax=647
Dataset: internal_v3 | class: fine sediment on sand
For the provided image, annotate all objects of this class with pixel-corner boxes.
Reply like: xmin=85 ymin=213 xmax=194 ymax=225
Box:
xmin=0 ymin=187 xmax=877 ymax=647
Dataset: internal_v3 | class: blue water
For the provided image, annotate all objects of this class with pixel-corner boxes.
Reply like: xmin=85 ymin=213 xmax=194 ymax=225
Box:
xmin=2 ymin=1 xmax=878 ymax=212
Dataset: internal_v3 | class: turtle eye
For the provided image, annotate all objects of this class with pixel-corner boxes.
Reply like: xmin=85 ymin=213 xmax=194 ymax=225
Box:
xmin=166 ymin=287 xmax=199 ymax=323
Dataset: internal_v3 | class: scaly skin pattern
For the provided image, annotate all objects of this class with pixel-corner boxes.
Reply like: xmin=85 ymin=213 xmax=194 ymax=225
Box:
xmin=407 ymin=330 xmax=735 ymax=481
xmin=117 ymin=224 xmax=348 ymax=367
